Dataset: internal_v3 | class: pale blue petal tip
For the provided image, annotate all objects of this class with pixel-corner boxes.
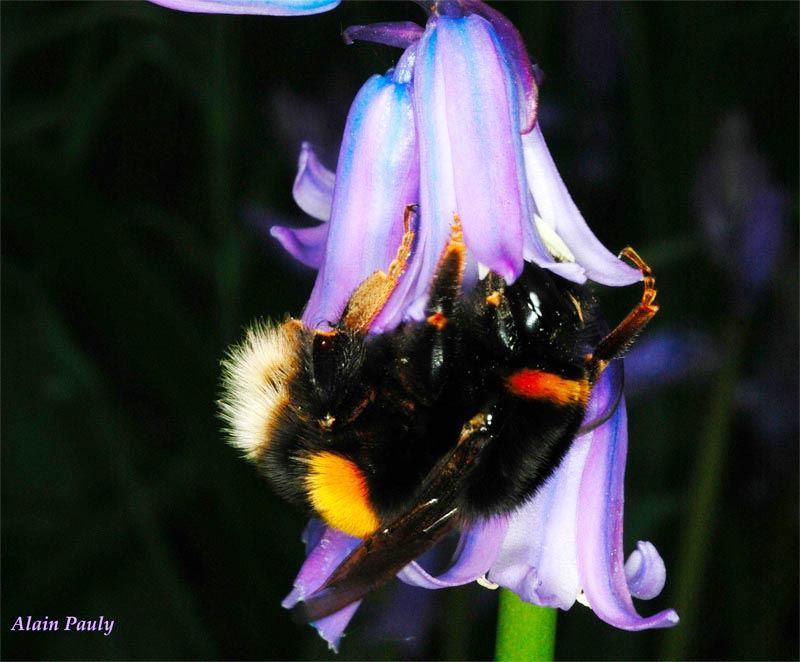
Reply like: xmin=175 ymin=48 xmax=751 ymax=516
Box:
xmin=280 ymin=587 xmax=302 ymax=610
xmin=149 ymin=0 xmax=340 ymax=16
xmin=624 ymin=540 xmax=667 ymax=600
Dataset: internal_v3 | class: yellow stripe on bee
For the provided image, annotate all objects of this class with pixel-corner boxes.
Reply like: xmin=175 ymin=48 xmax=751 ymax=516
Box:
xmin=305 ymin=452 xmax=379 ymax=538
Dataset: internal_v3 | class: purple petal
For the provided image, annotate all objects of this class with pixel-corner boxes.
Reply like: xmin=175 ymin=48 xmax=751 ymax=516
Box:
xmin=404 ymin=21 xmax=459 ymax=319
xmin=149 ymin=0 xmax=340 ymax=15
xmin=292 ymin=142 xmax=335 ymax=221
xmin=414 ymin=14 xmax=549 ymax=298
xmin=522 ymin=200 xmax=588 ymax=283
xmin=738 ymin=185 xmax=784 ymax=293
xmin=437 ymin=15 xmax=526 ymax=283
xmin=270 ymin=222 xmax=329 ymax=269
xmin=414 ymin=15 xmax=579 ymax=289
xmin=309 ymin=602 xmax=360 ymax=654
xmin=282 ymin=525 xmax=362 ymax=652
xmin=460 ymin=0 xmax=539 ymax=133
xmin=576 ymin=396 xmax=679 ymax=629
xmin=302 ymin=518 xmax=328 ymax=552
xmin=578 ymin=359 xmax=623 ymax=433
xmin=523 ymin=124 xmax=642 ymax=286
xmin=488 ymin=437 xmax=589 ymax=608
xmin=301 ymin=58 xmax=419 ymax=331
xmin=344 ymin=22 xmax=424 ymax=49
xmin=487 ymin=366 xmax=618 ymax=608
xmin=624 ymin=541 xmax=667 ymax=600
xmin=398 ymin=516 xmax=509 ymax=588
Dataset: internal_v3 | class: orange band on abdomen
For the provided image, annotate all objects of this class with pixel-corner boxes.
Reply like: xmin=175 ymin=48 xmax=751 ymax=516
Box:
xmin=304 ymin=451 xmax=379 ymax=538
xmin=506 ymin=369 xmax=589 ymax=406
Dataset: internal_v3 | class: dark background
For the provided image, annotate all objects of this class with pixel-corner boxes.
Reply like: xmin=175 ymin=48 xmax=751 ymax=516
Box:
xmin=2 ymin=1 xmax=797 ymax=660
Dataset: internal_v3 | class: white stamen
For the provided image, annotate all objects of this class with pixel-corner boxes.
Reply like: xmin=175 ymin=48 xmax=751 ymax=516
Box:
xmin=477 ymin=575 xmax=500 ymax=590
xmin=478 ymin=262 xmax=491 ymax=280
xmin=534 ymin=214 xmax=576 ymax=263
xmin=575 ymin=590 xmax=592 ymax=609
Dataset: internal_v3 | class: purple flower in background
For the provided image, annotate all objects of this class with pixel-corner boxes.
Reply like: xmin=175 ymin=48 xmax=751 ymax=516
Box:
xmin=152 ymin=0 xmax=677 ymax=651
xmin=694 ymin=111 xmax=786 ymax=301
xmin=694 ymin=110 xmax=794 ymax=462
xmin=624 ymin=329 xmax=719 ymax=397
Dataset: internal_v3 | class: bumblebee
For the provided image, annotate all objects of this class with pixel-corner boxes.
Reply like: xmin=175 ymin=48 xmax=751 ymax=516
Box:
xmin=220 ymin=205 xmax=658 ymax=622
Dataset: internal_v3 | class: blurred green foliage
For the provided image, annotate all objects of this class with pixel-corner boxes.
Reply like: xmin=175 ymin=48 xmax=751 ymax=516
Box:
xmin=2 ymin=2 xmax=797 ymax=660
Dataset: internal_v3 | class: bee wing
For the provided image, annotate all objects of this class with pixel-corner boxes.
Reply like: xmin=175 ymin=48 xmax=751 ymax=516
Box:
xmin=292 ymin=494 xmax=460 ymax=624
xmin=293 ymin=418 xmax=495 ymax=623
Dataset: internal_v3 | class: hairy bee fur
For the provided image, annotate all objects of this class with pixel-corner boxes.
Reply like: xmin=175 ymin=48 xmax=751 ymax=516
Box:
xmin=218 ymin=209 xmax=659 ymax=622
xmin=219 ymin=320 xmax=303 ymax=459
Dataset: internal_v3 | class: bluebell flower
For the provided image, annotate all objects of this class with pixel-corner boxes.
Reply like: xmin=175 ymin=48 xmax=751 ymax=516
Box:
xmin=624 ymin=329 xmax=719 ymax=397
xmin=152 ymin=0 xmax=678 ymax=651
xmin=694 ymin=111 xmax=793 ymax=456
xmin=694 ymin=111 xmax=786 ymax=300
xmin=271 ymin=3 xmax=676 ymax=650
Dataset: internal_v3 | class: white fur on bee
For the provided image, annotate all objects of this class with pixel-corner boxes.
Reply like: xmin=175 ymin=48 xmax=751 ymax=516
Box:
xmin=219 ymin=320 xmax=301 ymax=459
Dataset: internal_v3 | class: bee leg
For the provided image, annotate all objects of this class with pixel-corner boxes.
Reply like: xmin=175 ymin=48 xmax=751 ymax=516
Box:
xmin=479 ymin=273 xmax=520 ymax=358
xmin=589 ymin=247 xmax=659 ymax=377
xmin=311 ymin=206 xmax=415 ymax=405
xmin=340 ymin=204 xmax=417 ymax=333
xmin=408 ymin=215 xmax=467 ymax=400
xmin=425 ymin=213 xmax=467 ymax=328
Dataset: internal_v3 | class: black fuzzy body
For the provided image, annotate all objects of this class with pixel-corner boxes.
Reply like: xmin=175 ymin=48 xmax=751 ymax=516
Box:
xmin=260 ymin=261 xmax=603 ymax=525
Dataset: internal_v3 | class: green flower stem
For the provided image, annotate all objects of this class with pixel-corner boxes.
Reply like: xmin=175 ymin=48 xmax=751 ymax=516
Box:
xmin=495 ymin=589 xmax=557 ymax=662
xmin=660 ymin=317 xmax=749 ymax=660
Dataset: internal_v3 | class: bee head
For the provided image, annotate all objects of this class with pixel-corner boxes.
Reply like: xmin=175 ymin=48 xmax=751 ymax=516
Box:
xmin=219 ymin=319 xmax=306 ymax=460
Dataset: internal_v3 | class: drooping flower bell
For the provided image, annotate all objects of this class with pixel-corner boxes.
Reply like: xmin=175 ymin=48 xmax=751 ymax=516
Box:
xmin=270 ymin=2 xmax=677 ymax=650
xmin=152 ymin=0 xmax=678 ymax=651
xmin=275 ymin=1 xmax=644 ymax=335
xmin=694 ymin=110 xmax=786 ymax=303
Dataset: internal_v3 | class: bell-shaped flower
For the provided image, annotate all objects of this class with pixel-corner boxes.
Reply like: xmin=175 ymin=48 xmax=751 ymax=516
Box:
xmin=283 ymin=365 xmax=677 ymax=651
xmin=274 ymin=2 xmax=676 ymax=651
xmin=485 ymin=365 xmax=676 ymax=630
xmin=275 ymin=45 xmax=420 ymax=331
xmin=277 ymin=4 xmax=642 ymax=335
xmin=150 ymin=0 xmax=678 ymax=651
xmin=694 ymin=110 xmax=786 ymax=299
